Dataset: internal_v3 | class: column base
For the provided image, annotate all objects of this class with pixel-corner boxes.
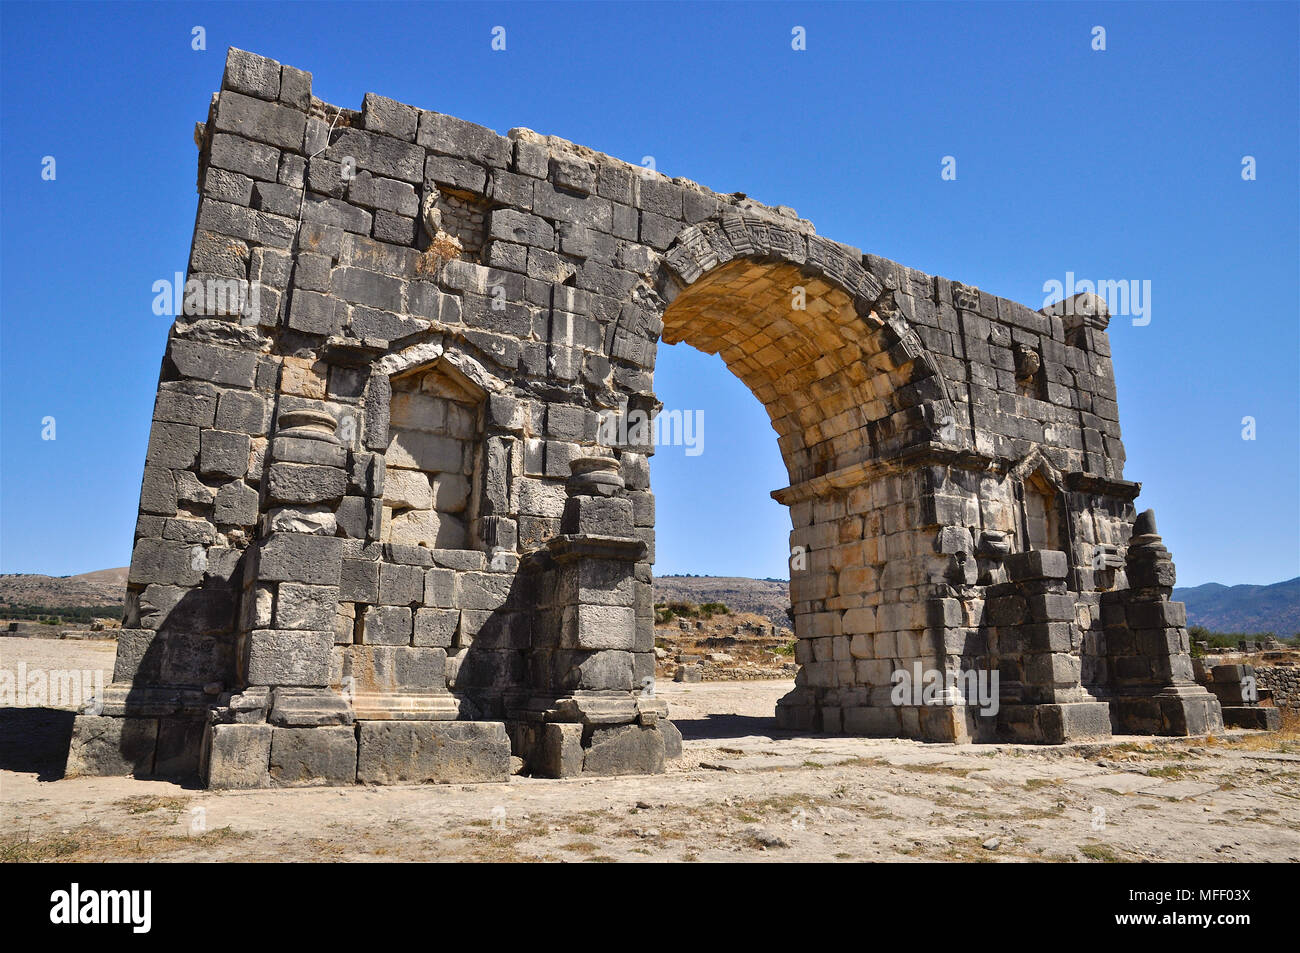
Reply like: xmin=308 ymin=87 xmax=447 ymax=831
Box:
xmin=1220 ymin=706 xmax=1282 ymax=731
xmin=996 ymin=701 xmax=1113 ymax=743
xmin=1108 ymin=687 xmax=1225 ymax=736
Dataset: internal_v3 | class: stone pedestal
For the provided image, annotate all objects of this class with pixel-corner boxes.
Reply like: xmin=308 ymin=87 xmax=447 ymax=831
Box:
xmin=1100 ymin=511 xmax=1223 ymax=736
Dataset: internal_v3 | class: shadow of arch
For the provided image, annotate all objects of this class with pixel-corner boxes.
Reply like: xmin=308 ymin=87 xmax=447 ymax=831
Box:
xmin=0 ymin=707 xmax=75 ymax=780
xmin=64 ymin=564 xmax=246 ymax=782
xmin=671 ymin=712 xmax=782 ymax=742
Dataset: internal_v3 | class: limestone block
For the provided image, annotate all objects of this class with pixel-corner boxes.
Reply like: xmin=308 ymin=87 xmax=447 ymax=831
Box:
xmin=414 ymin=607 xmax=459 ymax=647
xmin=386 ymin=430 xmax=464 ymax=472
xmin=533 ymin=722 xmax=585 ymax=777
xmin=269 ymin=726 xmax=357 ymax=786
xmin=561 ymin=604 xmax=635 ymax=650
xmin=274 ymin=582 xmax=337 ymax=630
xmin=269 ymin=688 xmax=354 ymax=726
xmin=346 ymin=645 xmax=446 ymax=693
xmin=361 ymin=605 xmax=413 ymax=645
xmin=660 ymin=718 xmax=683 ymax=759
xmin=356 ymin=721 xmax=511 ymax=783
xmin=204 ymin=722 xmax=273 ymax=789
xmin=582 ymin=723 xmax=665 ymax=776
xmin=66 ymin=715 xmax=159 ymax=777
xmin=210 ymin=133 xmax=279 ymax=181
xmin=268 ymin=504 xmax=337 ymax=536
xmin=387 ymin=509 xmax=466 ymax=548
xmin=384 ymin=468 xmax=433 ymax=509
xmin=246 ymin=630 xmax=335 ymax=686
xmin=431 ymin=473 xmax=470 ymax=512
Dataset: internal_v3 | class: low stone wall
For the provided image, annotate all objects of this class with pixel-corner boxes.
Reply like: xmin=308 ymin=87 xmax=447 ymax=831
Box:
xmin=1256 ymin=666 xmax=1299 ymax=711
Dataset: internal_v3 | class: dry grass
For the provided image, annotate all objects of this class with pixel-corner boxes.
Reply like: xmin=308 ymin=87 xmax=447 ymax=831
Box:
xmin=1078 ymin=842 xmax=1126 ymax=863
xmin=0 ymin=823 xmax=249 ymax=862
xmin=116 ymin=795 xmax=190 ymax=816
xmin=1207 ymin=709 xmax=1300 ymax=753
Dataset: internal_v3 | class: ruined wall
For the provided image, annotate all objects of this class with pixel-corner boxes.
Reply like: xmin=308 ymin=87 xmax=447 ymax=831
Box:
xmin=1256 ymin=666 xmax=1300 ymax=711
xmin=65 ymin=48 xmax=1222 ymax=788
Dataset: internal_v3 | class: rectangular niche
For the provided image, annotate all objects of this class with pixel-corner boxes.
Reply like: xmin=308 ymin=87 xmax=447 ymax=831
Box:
xmin=382 ymin=361 xmax=484 ymax=549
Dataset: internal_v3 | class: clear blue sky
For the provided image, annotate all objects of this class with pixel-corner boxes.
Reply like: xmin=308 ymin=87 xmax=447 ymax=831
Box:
xmin=1 ymin=1 xmax=1296 ymax=588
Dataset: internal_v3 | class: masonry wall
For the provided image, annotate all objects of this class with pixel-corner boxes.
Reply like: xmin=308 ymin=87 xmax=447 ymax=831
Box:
xmin=65 ymin=47 xmax=1221 ymax=786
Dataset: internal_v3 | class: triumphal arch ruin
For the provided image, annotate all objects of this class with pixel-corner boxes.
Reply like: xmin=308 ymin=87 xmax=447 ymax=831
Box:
xmin=67 ymin=49 xmax=1222 ymax=787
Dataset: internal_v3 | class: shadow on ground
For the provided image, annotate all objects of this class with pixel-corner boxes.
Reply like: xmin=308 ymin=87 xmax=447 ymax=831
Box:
xmin=0 ymin=708 xmax=73 ymax=781
xmin=672 ymin=712 xmax=783 ymax=741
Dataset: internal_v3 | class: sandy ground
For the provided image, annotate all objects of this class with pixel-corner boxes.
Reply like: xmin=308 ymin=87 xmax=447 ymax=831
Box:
xmin=2 ymin=638 xmax=1298 ymax=862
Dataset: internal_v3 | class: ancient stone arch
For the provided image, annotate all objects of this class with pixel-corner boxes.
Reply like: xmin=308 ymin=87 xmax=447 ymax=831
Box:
xmin=66 ymin=48 xmax=1223 ymax=787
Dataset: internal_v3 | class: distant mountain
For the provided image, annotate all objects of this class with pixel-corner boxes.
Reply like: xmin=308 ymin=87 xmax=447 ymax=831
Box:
xmin=654 ymin=575 xmax=790 ymax=626
xmin=0 ymin=568 xmax=127 ymax=609
xmin=2 ymin=566 xmax=1292 ymax=637
xmin=1174 ymin=577 xmax=1300 ymax=636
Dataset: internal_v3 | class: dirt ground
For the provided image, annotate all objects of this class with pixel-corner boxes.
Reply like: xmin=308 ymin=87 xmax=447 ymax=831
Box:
xmin=2 ymin=638 xmax=1298 ymax=863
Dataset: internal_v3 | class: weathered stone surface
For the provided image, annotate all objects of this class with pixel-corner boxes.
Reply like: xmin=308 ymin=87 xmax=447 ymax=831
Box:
xmin=269 ymin=688 xmax=355 ymax=726
xmin=582 ymin=723 xmax=665 ymax=776
xmin=203 ymin=722 xmax=272 ymax=789
xmin=257 ymin=533 xmax=342 ymax=586
xmin=269 ymin=726 xmax=357 ymax=786
xmin=361 ymin=605 xmax=412 ymax=645
xmin=346 ymin=645 xmax=445 ymax=692
xmin=246 ymin=629 xmax=334 ymax=686
xmin=274 ymin=583 xmax=337 ymax=630
xmin=356 ymin=721 xmax=510 ymax=783
xmin=659 ymin=718 xmax=683 ymax=759
xmin=66 ymin=715 xmax=158 ymax=777
xmin=536 ymin=722 xmax=584 ymax=778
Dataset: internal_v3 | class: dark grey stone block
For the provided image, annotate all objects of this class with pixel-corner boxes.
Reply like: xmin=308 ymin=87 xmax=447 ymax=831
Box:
xmin=266 ymin=462 xmax=346 ymax=505
xmin=582 ymin=723 xmax=665 ymax=776
xmin=214 ymin=91 xmax=306 ymax=151
xmin=257 ymin=533 xmax=343 ymax=585
xmin=66 ymin=715 xmax=159 ymax=777
xmin=362 ymin=91 xmax=418 ymax=140
xmin=223 ymin=48 xmax=281 ymax=100
xmin=209 ymin=133 xmax=280 ymax=181
xmin=378 ymin=562 xmax=424 ymax=605
xmin=340 ymin=557 xmax=380 ymax=603
xmin=269 ymin=726 xmax=357 ymax=786
xmin=348 ymin=171 xmax=418 ymax=216
xmin=329 ymin=127 xmax=425 ymax=184
xmin=417 ymin=111 xmax=510 ymax=168
xmin=199 ymin=429 xmax=251 ymax=478
xmin=356 ymin=721 xmax=511 ymax=784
